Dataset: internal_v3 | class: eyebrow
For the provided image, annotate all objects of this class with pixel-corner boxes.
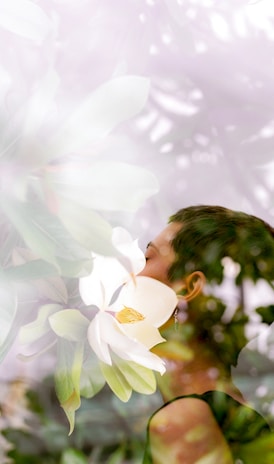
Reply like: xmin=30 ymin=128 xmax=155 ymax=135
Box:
xmin=146 ymin=241 xmax=160 ymax=252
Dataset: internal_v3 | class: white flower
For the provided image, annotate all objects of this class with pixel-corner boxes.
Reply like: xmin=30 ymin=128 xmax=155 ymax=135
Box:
xmin=79 ymin=226 xmax=146 ymax=308
xmin=79 ymin=227 xmax=178 ymax=380
xmin=19 ymin=227 xmax=178 ymax=412
xmin=87 ymin=276 xmax=178 ymax=375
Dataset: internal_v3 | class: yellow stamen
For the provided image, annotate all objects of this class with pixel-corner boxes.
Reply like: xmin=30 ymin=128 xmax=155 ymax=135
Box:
xmin=116 ymin=306 xmax=145 ymax=324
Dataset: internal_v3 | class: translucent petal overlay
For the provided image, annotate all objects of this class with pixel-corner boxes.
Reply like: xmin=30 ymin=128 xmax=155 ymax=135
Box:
xmin=0 ymin=0 xmax=51 ymax=41
xmin=19 ymin=304 xmax=61 ymax=344
xmin=47 ymin=75 xmax=150 ymax=159
xmin=46 ymin=162 xmax=159 ymax=212
xmin=79 ymin=227 xmax=145 ymax=307
xmin=112 ymin=276 xmax=178 ymax=327
xmin=80 ymin=349 xmax=106 ymax=399
xmin=0 ymin=282 xmax=18 ymax=363
xmin=49 ymin=310 xmax=89 ymax=342
xmin=111 ymin=227 xmax=146 ymax=276
xmin=87 ymin=312 xmax=166 ymax=374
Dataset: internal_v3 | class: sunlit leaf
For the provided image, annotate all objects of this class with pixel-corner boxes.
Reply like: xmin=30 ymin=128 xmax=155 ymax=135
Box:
xmin=60 ymin=448 xmax=88 ymax=464
xmin=114 ymin=357 xmax=156 ymax=394
xmin=100 ymin=361 xmax=132 ymax=402
xmin=152 ymin=339 xmax=194 ymax=361
xmin=236 ymin=431 xmax=274 ymax=463
xmin=80 ymin=349 xmax=106 ymax=398
xmin=55 ymin=339 xmax=84 ymax=435
xmin=49 ymin=310 xmax=89 ymax=342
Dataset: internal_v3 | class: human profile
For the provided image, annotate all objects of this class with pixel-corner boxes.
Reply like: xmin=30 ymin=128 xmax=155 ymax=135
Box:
xmin=138 ymin=205 xmax=274 ymax=464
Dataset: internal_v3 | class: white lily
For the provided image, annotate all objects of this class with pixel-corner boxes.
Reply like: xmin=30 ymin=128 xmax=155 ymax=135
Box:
xmin=18 ymin=226 xmax=178 ymax=430
xmin=79 ymin=226 xmax=146 ymax=308
xmin=79 ymin=227 xmax=178 ymax=394
xmin=87 ymin=276 xmax=178 ymax=375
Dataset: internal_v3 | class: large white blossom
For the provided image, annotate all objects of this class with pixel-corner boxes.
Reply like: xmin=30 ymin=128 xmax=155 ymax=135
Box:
xmin=79 ymin=227 xmax=178 ymax=377
xmin=18 ymin=227 xmax=178 ymax=433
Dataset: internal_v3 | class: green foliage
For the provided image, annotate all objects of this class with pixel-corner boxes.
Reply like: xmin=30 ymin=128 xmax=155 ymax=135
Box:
xmin=60 ymin=448 xmax=88 ymax=464
xmin=162 ymin=293 xmax=249 ymax=369
xmin=1 ymin=377 xmax=161 ymax=464
xmin=144 ymin=392 xmax=274 ymax=464
xmin=169 ymin=205 xmax=274 ymax=285
xmin=256 ymin=305 xmax=274 ymax=324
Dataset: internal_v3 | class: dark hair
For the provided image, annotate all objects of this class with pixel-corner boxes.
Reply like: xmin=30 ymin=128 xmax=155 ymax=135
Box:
xmin=168 ymin=205 xmax=274 ymax=285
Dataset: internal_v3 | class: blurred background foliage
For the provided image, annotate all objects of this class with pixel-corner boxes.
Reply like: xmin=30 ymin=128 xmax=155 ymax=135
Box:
xmin=0 ymin=0 xmax=274 ymax=462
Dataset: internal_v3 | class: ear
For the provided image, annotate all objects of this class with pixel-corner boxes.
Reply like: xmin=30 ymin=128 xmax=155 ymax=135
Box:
xmin=175 ymin=271 xmax=206 ymax=302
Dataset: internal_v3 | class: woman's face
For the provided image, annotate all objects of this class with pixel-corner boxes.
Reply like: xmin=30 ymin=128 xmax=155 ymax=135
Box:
xmin=138 ymin=222 xmax=182 ymax=289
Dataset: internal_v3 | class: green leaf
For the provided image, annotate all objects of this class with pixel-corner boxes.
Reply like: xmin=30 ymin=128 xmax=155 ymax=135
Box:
xmin=49 ymin=310 xmax=89 ymax=342
xmin=3 ymin=259 xmax=58 ymax=281
xmin=1 ymin=197 xmax=93 ymax=277
xmin=236 ymin=432 xmax=274 ymax=464
xmin=80 ymin=349 xmax=106 ymax=398
xmin=56 ymin=197 xmax=116 ymax=255
xmin=10 ymin=248 xmax=68 ymax=302
xmin=58 ymin=257 xmax=93 ymax=278
xmin=154 ymin=339 xmax=194 ymax=362
xmin=19 ymin=303 xmax=62 ymax=344
xmin=256 ymin=305 xmax=274 ymax=325
xmin=60 ymin=448 xmax=88 ymax=464
xmin=114 ymin=357 xmax=156 ymax=395
xmin=100 ymin=361 xmax=132 ymax=402
xmin=55 ymin=339 xmax=84 ymax=435
xmin=1 ymin=196 xmax=59 ymax=270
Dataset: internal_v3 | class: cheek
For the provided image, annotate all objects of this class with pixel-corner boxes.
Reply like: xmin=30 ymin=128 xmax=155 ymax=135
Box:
xmin=138 ymin=260 xmax=172 ymax=286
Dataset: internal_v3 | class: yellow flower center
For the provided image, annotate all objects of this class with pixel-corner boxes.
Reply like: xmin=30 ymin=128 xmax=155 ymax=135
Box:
xmin=116 ymin=306 xmax=145 ymax=324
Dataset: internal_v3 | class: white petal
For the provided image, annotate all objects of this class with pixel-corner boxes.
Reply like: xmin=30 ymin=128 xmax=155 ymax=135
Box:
xmin=113 ymin=345 xmax=166 ymax=375
xmin=79 ymin=228 xmax=145 ymax=307
xmin=79 ymin=265 xmax=106 ymax=308
xmin=0 ymin=0 xmax=51 ymax=41
xmin=23 ymin=69 xmax=59 ymax=138
xmin=79 ymin=255 xmax=125 ymax=308
xmin=47 ymin=76 xmax=150 ymax=158
xmin=120 ymin=319 xmax=165 ymax=349
xmin=19 ymin=304 xmax=61 ymax=344
xmin=97 ymin=313 xmax=166 ymax=374
xmin=49 ymin=310 xmax=89 ymax=342
xmin=112 ymin=227 xmax=146 ymax=275
xmin=87 ymin=313 xmax=112 ymax=365
xmin=46 ymin=161 xmax=159 ymax=212
xmin=113 ymin=276 xmax=178 ymax=327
